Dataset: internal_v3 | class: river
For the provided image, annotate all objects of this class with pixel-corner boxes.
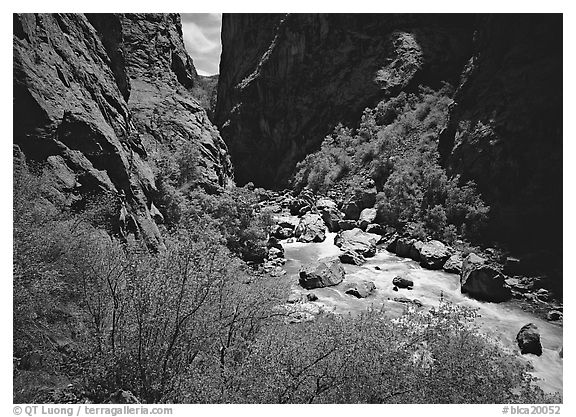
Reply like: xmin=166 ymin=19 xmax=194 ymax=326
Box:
xmin=282 ymin=232 xmax=563 ymax=395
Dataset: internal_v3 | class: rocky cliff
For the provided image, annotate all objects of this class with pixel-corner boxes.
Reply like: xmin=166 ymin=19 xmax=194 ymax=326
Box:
xmin=215 ymin=13 xmax=475 ymax=188
xmin=439 ymin=14 xmax=562 ymax=253
xmin=13 ymin=13 xmax=233 ymax=248
xmin=216 ymin=13 xmax=562 ymax=253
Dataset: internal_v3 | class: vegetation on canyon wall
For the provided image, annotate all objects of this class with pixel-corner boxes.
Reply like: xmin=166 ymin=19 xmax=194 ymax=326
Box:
xmin=293 ymin=86 xmax=489 ymax=244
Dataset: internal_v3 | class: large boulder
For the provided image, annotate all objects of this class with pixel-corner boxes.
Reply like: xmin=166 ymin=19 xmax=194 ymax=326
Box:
xmin=392 ymin=276 xmax=414 ymax=289
xmin=321 ymin=206 xmax=344 ymax=232
xmin=345 ymin=281 xmax=376 ymax=298
xmin=460 ymin=253 xmax=512 ymax=302
xmin=316 ymin=198 xmax=338 ymax=211
xmin=419 ymin=240 xmax=451 ymax=269
xmin=334 ymin=228 xmax=378 ymax=257
xmin=443 ymin=254 xmax=463 ymax=274
xmin=299 ymin=258 xmax=345 ymax=289
xmin=339 ymin=250 xmax=366 ymax=266
xmin=358 ymin=208 xmax=377 ymax=230
xmin=294 ymin=213 xmax=326 ymax=243
xmin=516 ymin=323 xmax=543 ymax=356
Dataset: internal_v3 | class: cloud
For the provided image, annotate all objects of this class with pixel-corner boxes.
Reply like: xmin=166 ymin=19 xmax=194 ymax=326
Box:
xmin=181 ymin=13 xmax=222 ymax=75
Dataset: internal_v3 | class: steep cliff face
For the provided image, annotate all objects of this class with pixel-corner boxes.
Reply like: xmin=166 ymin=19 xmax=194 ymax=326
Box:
xmin=439 ymin=14 xmax=562 ymax=252
xmin=13 ymin=13 xmax=233 ymax=247
xmin=217 ymin=13 xmax=562 ymax=253
xmin=216 ymin=13 xmax=474 ymax=188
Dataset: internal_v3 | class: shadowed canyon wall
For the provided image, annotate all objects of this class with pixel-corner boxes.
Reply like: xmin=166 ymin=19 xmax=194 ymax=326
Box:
xmin=216 ymin=13 xmax=562 ymax=253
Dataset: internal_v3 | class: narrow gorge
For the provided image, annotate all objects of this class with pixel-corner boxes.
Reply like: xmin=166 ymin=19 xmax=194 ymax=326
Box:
xmin=13 ymin=13 xmax=563 ymax=405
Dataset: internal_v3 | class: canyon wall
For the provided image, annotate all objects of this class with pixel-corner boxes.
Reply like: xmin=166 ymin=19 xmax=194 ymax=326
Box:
xmin=13 ymin=13 xmax=233 ymax=248
xmin=216 ymin=13 xmax=562 ymax=252
xmin=215 ymin=13 xmax=475 ymax=188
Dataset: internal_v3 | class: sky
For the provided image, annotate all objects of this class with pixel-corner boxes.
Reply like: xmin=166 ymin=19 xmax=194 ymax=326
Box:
xmin=181 ymin=13 xmax=222 ymax=76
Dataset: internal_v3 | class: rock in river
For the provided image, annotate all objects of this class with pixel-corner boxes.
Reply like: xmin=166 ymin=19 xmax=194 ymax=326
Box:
xmin=345 ymin=281 xmax=376 ymax=298
xmin=334 ymin=228 xmax=378 ymax=257
xmin=460 ymin=253 xmax=512 ymax=302
xmin=392 ymin=276 xmax=414 ymax=289
xmin=516 ymin=323 xmax=543 ymax=356
xmin=418 ymin=240 xmax=451 ymax=269
xmin=299 ymin=258 xmax=345 ymax=289
xmin=294 ymin=213 xmax=326 ymax=243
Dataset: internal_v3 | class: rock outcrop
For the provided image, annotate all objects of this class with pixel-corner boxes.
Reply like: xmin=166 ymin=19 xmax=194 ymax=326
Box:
xmin=216 ymin=14 xmax=474 ymax=188
xmin=13 ymin=13 xmax=233 ymax=248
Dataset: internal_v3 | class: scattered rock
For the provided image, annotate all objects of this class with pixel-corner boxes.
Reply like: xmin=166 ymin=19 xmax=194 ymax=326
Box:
xmin=516 ymin=323 xmax=543 ymax=356
xmin=321 ymin=206 xmax=344 ymax=232
xmin=267 ymin=247 xmax=283 ymax=260
xmin=460 ymin=253 xmax=511 ymax=302
xmin=546 ymin=310 xmax=562 ymax=321
xmin=365 ymin=223 xmax=386 ymax=235
xmin=393 ymin=296 xmax=423 ymax=307
xmin=392 ymin=276 xmax=414 ymax=289
xmin=287 ymin=292 xmax=318 ymax=303
xmin=299 ymin=258 xmax=345 ymax=289
xmin=443 ymin=254 xmax=463 ymax=274
xmin=338 ymin=219 xmax=358 ymax=231
xmin=358 ymin=208 xmax=377 ymax=230
xmin=316 ymin=198 xmax=337 ymax=211
xmin=375 ymin=266 xmax=381 ymax=270
xmin=345 ymin=281 xmax=376 ymax=298
xmin=339 ymin=250 xmax=367 ymax=265
xmin=334 ymin=228 xmax=378 ymax=257
xmin=418 ymin=240 xmax=451 ymax=269
xmin=107 ymin=390 xmax=140 ymax=404
xmin=294 ymin=213 xmax=326 ymax=243
xmin=392 ymin=286 xmax=398 ymax=291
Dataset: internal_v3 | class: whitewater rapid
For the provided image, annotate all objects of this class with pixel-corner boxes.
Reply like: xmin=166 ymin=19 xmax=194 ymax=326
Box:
xmin=282 ymin=232 xmax=563 ymax=395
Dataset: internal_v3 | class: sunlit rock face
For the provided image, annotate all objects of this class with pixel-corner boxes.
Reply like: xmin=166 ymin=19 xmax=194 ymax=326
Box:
xmin=215 ymin=13 xmax=474 ymax=188
xmin=13 ymin=13 xmax=233 ymax=248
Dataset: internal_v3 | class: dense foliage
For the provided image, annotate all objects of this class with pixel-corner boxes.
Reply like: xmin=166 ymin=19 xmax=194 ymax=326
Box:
xmin=293 ymin=86 xmax=490 ymax=243
xmin=14 ymin=161 xmax=559 ymax=404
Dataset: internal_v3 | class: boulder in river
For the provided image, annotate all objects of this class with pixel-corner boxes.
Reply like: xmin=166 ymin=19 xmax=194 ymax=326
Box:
xmin=299 ymin=258 xmax=345 ymax=289
xmin=339 ymin=250 xmax=367 ymax=266
xmin=393 ymin=296 xmax=423 ymax=308
xmin=358 ymin=208 xmax=377 ymax=230
xmin=546 ymin=310 xmax=562 ymax=321
xmin=294 ymin=213 xmax=326 ymax=243
xmin=345 ymin=280 xmax=376 ymax=298
xmin=392 ymin=276 xmax=413 ymax=289
xmin=443 ymin=254 xmax=463 ymax=274
xmin=460 ymin=253 xmax=512 ymax=302
xmin=334 ymin=228 xmax=378 ymax=257
xmin=321 ymin=206 xmax=344 ymax=233
xmin=516 ymin=323 xmax=543 ymax=356
xmin=419 ymin=240 xmax=451 ymax=269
